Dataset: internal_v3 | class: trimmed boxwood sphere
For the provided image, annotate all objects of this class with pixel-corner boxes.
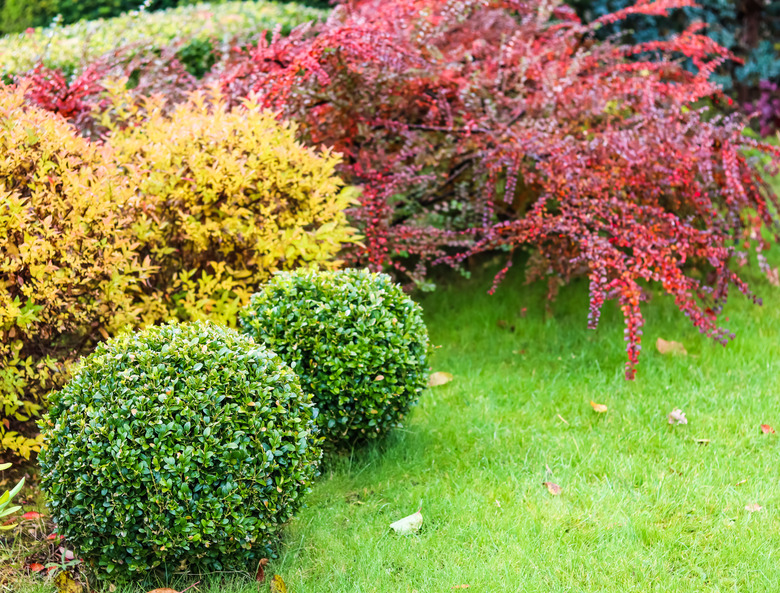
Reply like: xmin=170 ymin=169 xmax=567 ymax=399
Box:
xmin=239 ymin=268 xmax=429 ymax=447
xmin=38 ymin=321 xmax=321 ymax=581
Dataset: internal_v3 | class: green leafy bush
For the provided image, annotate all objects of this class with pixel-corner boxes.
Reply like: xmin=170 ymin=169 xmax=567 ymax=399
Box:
xmin=0 ymin=1 xmax=327 ymax=75
xmin=239 ymin=269 xmax=429 ymax=447
xmin=0 ymin=462 xmax=25 ymax=531
xmin=0 ymin=0 xmax=326 ymax=34
xmin=39 ymin=321 xmax=321 ymax=581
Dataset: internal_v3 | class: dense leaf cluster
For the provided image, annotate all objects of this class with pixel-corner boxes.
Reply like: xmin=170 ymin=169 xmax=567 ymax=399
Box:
xmin=240 ymin=269 xmax=429 ymax=446
xmin=0 ymin=85 xmax=355 ymax=460
xmin=210 ymin=0 xmax=780 ymax=378
xmin=0 ymin=1 xmax=326 ymax=77
xmin=567 ymin=0 xmax=780 ymax=95
xmin=39 ymin=321 xmax=322 ymax=581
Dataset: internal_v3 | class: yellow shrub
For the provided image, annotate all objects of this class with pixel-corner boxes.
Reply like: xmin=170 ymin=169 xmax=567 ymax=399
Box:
xmin=108 ymin=89 xmax=359 ymax=326
xmin=0 ymin=86 xmax=153 ymax=458
xmin=0 ymin=85 xmax=355 ymax=460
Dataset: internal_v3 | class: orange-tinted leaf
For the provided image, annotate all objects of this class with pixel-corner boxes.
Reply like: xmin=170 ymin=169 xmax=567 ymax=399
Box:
xmin=22 ymin=511 xmax=42 ymax=520
xmin=590 ymin=400 xmax=608 ymax=413
xmin=656 ymin=338 xmax=687 ymax=356
xmin=760 ymin=424 xmax=775 ymax=434
xmin=428 ymin=372 xmax=453 ymax=387
xmin=146 ymin=590 xmax=179 ymax=593
xmin=29 ymin=563 xmax=45 ymax=572
xmin=767 ymin=267 xmax=779 ymax=287
xmin=543 ymin=481 xmax=562 ymax=496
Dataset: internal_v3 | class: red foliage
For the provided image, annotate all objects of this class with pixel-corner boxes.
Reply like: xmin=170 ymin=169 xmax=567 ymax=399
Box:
xmin=18 ymin=46 xmax=197 ymax=138
xmin=207 ymin=0 xmax=780 ymax=378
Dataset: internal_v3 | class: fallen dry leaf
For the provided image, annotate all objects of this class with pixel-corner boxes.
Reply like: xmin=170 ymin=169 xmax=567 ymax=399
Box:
xmin=256 ymin=558 xmax=269 ymax=583
xmin=768 ymin=267 xmax=779 ymax=287
xmin=543 ymin=482 xmax=562 ymax=496
xmin=270 ymin=575 xmax=288 ymax=593
xmin=735 ymin=479 xmax=748 ymax=486
xmin=760 ymin=424 xmax=776 ymax=434
xmin=668 ymin=409 xmax=688 ymax=425
xmin=28 ymin=563 xmax=45 ymax=572
xmin=146 ymin=581 xmax=200 ymax=593
xmin=54 ymin=572 xmax=83 ymax=593
xmin=390 ymin=510 xmax=423 ymax=534
xmin=590 ymin=400 xmax=608 ymax=413
xmin=694 ymin=438 xmax=710 ymax=445
xmin=22 ymin=511 xmax=42 ymax=520
xmin=745 ymin=503 xmax=762 ymax=513
xmin=656 ymin=338 xmax=688 ymax=356
xmin=428 ymin=372 xmax=453 ymax=387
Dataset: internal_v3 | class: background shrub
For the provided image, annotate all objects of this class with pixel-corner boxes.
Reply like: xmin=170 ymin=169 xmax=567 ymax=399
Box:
xmin=214 ymin=0 xmax=780 ymax=378
xmin=107 ymin=88 xmax=359 ymax=326
xmin=0 ymin=83 xmax=355 ymax=461
xmin=239 ymin=268 xmax=429 ymax=447
xmin=0 ymin=1 xmax=327 ymax=76
xmin=39 ymin=321 xmax=322 ymax=581
xmin=566 ymin=0 xmax=780 ymax=99
xmin=0 ymin=0 xmax=323 ymax=34
xmin=0 ymin=85 xmax=149 ymax=460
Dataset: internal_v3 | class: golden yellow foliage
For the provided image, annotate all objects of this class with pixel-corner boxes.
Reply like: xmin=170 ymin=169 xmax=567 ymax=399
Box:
xmin=0 ymin=85 xmax=152 ymax=458
xmin=0 ymin=84 xmax=357 ymax=459
xmin=108 ymin=88 xmax=359 ymax=325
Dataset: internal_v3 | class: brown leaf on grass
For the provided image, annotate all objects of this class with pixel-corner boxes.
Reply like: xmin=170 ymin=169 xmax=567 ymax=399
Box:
xmin=760 ymin=424 xmax=776 ymax=434
xmin=667 ymin=409 xmax=688 ymax=425
xmin=745 ymin=503 xmax=762 ymax=513
xmin=428 ymin=372 xmax=453 ymax=387
xmin=256 ymin=558 xmax=269 ymax=583
xmin=590 ymin=400 xmax=608 ymax=413
xmin=656 ymin=338 xmax=687 ymax=356
xmin=543 ymin=482 xmax=562 ymax=496
xmin=270 ymin=575 xmax=288 ymax=593
xmin=28 ymin=563 xmax=45 ymax=573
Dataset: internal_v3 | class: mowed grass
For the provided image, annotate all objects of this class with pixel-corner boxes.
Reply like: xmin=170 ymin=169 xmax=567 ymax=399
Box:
xmin=267 ymin=263 xmax=780 ymax=593
xmin=17 ymin=255 xmax=780 ymax=593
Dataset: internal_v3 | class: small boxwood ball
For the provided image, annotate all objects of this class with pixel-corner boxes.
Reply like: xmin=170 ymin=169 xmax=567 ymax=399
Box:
xmin=239 ymin=268 xmax=429 ymax=447
xmin=38 ymin=321 xmax=321 ymax=582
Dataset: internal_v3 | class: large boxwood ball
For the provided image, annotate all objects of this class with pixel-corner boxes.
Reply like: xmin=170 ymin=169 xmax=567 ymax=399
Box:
xmin=38 ymin=321 xmax=321 ymax=581
xmin=239 ymin=268 xmax=429 ymax=447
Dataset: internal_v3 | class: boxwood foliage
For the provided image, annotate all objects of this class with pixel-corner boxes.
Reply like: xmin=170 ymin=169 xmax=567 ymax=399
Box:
xmin=239 ymin=268 xmax=429 ymax=447
xmin=38 ymin=321 xmax=321 ymax=581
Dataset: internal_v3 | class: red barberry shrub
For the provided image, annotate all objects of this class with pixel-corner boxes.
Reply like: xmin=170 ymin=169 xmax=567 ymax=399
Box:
xmin=17 ymin=44 xmax=198 ymax=138
xmin=208 ymin=0 xmax=780 ymax=378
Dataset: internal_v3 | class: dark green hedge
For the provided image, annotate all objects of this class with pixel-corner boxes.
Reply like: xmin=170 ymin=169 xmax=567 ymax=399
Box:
xmin=39 ymin=321 xmax=322 ymax=582
xmin=240 ymin=269 xmax=429 ymax=448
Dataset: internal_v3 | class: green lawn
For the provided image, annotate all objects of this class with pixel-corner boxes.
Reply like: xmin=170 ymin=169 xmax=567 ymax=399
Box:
xmin=16 ymin=255 xmax=780 ymax=593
